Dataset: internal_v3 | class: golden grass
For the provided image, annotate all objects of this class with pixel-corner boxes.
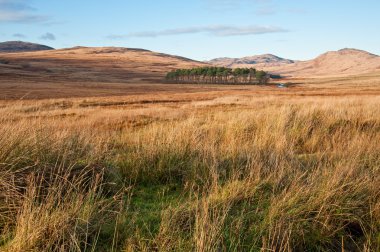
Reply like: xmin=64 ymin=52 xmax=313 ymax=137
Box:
xmin=0 ymin=93 xmax=379 ymax=251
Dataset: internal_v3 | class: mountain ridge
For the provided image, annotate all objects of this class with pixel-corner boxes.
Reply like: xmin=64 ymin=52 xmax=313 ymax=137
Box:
xmin=1 ymin=43 xmax=380 ymax=79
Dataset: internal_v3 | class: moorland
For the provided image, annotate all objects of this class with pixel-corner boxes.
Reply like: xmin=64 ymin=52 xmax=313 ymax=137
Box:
xmin=0 ymin=43 xmax=379 ymax=251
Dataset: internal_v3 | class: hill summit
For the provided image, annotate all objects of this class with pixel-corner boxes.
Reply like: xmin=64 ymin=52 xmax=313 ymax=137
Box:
xmin=0 ymin=41 xmax=54 ymax=53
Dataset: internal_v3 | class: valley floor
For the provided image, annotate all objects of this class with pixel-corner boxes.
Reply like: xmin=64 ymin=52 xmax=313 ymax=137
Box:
xmin=1 ymin=71 xmax=380 ymax=100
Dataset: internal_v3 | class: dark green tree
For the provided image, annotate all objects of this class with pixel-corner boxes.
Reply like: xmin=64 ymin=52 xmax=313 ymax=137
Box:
xmin=165 ymin=67 xmax=268 ymax=85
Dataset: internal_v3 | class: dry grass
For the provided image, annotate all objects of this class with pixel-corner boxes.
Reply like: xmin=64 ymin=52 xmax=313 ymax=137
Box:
xmin=0 ymin=92 xmax=379 ymax=251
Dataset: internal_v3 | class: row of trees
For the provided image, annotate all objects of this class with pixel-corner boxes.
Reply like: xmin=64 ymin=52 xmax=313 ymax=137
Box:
xmin=165 ymin=67 xmax=270 ymax=84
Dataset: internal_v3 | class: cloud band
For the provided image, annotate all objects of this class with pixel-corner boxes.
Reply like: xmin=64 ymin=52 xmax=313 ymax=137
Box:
xmin=107 ymin=25 xmax=288 ymax=39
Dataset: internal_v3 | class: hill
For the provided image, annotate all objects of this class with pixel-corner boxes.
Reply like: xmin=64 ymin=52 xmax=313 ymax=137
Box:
xmin=0 ymin=46 xmax=206 ymax=83
xmin=0 ymin=41 xmax=54 ymax=53
xmin=209 ymin=49 xmax=380 ymax=77
xmin=265 ymin=48 xmax=380 ymax=77
xmin=208 ymin=54 xmax=294 ymax=68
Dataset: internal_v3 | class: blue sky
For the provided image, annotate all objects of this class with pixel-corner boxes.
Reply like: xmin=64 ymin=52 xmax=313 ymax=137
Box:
xmin=0 ymin=0 xmax=379 ymax=60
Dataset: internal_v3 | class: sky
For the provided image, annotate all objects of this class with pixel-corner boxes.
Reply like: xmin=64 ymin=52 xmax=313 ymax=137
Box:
xmin=0 ymin=0 xmax=379 ymax=61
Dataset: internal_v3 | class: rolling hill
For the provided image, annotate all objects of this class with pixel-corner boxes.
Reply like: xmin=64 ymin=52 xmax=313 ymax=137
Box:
xmin=0 ymin=41 xmax=54 ymax=53
xmin=209 ymin=48 xmax=380 ymax=77
xmin=0 ymin=46 xmax=206 ymax=83
xmin=1 ymin=43 xmax=380 ymax=85
xmin=271 ymin=48 xmax=380 ymax=77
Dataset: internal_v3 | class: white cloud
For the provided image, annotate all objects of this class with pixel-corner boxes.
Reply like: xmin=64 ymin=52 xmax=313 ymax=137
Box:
xmin=107 ymin=25 xmax=288 ymax=39
xmin=39 ymin=32 xmax=56 ymax=40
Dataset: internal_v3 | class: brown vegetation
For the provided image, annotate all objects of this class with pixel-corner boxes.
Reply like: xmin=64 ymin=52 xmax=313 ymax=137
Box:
xmin=1 ymin=69 xmax=380 ymax=100
xmin=0 ymin=46 xmax=379 ymax=251
xmin=0 ymin=88 xmax=379 ymax=251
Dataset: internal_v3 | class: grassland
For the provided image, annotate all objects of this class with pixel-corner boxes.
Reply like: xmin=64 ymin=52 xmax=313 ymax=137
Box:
xmin=0 ymin=81 xmax=379 ymax=251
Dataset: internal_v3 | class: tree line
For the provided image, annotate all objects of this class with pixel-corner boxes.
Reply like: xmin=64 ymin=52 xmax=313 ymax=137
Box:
xmin=165 ymin=67 xmax=270 ymax=84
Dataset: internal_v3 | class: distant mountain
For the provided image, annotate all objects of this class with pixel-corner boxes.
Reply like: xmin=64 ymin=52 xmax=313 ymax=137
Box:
xmin=209 ymin=49 xmax=380 ymax=77
xmin=262 ymin=48 xmax=380 ymax=77
xmin=208 ymin=54 xmax=295 ymax=68
xmin=0 ymin=41 xmax=54 ymax=53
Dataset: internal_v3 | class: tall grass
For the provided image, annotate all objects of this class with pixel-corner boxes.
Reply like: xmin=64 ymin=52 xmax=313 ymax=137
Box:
xmin=0 ymin=96 xmax=379 ymax=251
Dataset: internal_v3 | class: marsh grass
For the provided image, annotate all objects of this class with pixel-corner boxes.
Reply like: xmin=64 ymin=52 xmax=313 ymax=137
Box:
xmin=0 ymin=95 xmax=379 ymax=251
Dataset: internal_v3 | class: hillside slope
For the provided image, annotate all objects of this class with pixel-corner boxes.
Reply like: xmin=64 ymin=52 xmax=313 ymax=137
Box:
xmin=266 ymin=48 xmax=380 ymax=77
xmin=0 ymin=41 xmax=54 ymax=53
xmin=0 ymin=46 xmax=206 ymax=83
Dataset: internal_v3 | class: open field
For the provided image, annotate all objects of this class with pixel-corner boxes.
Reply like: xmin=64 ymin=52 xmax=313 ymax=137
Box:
xmin=0 ymin=81 xmax=379 ymax=251
xmin=1 ymin=70 xmax=380 ymax=100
